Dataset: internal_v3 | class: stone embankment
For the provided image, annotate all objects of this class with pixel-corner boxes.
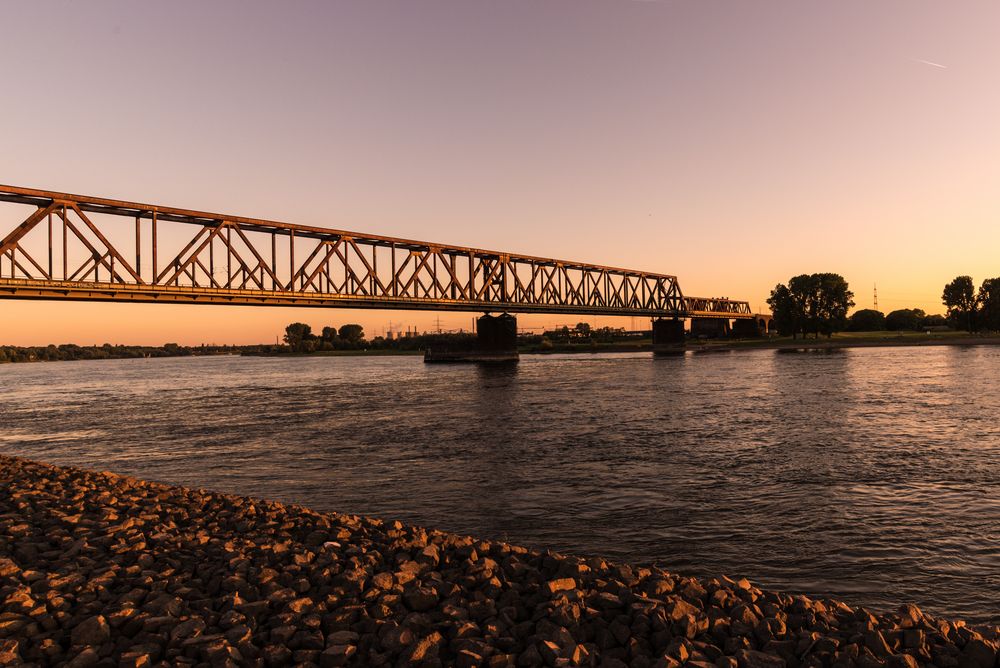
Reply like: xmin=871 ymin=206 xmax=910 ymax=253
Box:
xmin=0 ymin=456 xmax=997 ymax=668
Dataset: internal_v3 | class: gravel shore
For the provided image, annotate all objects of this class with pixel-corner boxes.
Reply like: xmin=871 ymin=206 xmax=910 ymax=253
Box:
xmin=1 ymin=456 xmax=997 ymax=668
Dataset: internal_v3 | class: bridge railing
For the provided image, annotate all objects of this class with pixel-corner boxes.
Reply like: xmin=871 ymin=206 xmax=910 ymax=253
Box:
xmin=0 ymin=185 xmax=751 ymax=318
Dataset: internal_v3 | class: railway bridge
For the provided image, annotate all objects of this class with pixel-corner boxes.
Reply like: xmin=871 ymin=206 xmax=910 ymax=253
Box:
xmin=0 ymin=185 xmax=759 ymax=359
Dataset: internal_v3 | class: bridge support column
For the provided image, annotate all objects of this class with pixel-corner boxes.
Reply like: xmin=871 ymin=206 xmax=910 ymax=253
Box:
xmin=731 ymin=318 xmax=762 ymax=338
xmin=651 ymin=318 xmax=686 ymax=354
xmin=424 ymin=313 xmax=519 ymax=363
xmin=690 ymin=317 xmax=730 ymax=339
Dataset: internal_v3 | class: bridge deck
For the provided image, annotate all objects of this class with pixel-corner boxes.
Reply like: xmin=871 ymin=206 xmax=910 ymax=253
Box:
xmin=0 ymin=185 xmax=752 ymax=319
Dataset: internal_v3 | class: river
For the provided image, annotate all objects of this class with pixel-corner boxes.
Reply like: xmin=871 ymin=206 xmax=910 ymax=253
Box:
xmin=1 ymin=346 xmax=998 ymax=624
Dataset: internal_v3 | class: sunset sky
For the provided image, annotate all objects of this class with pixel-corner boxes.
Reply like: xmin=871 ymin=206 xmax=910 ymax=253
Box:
xmin=2 ymin=1 xmax=999 ymax=346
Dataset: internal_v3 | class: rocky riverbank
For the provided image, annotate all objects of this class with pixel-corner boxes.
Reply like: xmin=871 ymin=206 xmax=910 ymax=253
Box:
xmin=1 ymin=456 xmax=997 ymax=668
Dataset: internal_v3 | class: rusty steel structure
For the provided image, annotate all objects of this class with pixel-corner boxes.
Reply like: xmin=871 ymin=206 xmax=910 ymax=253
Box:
xmin=0 ymin=185 xmax=752 ymax=319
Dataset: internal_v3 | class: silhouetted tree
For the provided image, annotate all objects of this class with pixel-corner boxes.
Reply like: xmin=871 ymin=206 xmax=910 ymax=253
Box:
xmin=885 ymin=308 xmax=926 ymax=331
xmin=337 ymin=324 xmax=365 ymax=345
xmin=979 ymin=277 xmax=1000 ymax=332
xmin=574 ymin=322 xmax=592 ymax=337
xmin=921 ymin=313 xmax=948 ymax=328
xmin=942 ymin=276 xmax=977 ymax=332
xmin=284 ymin=322 xmax=313 ymax=352
xmin=320 ymin=326 xmax=339 ymax=343
xmin=768 ymin=273 xmax=853 ymax=338
xmin=766 ymin=284 xmax=802 ymax=338
xmin=847 ymin=309 xmax=886 ymax=332
xmin=813 ymin=273 xmax=855 ymax=337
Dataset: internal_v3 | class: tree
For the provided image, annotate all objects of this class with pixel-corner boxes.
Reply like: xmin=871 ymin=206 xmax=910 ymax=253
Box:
xmin=768 ymin=273 xmax=853 ymax=339
xmin=942 ymin=276 xmax=977 ymax=332
xmin=320 ymin=326 xmax=339 ymax=343
xmin=885 ymin=308 xmax=926 ymax=331
xmin=284 ymin=322 xmax=313 ymax=352
xmin=921 ymin=313 xmax=948 ymax=328
xmin=574 ymin=322 xmax=592 ymax=337
xmin=848 ymin=309 xmax=885 ymax=332
xmin=767 ymin=283 xmax=803 ymax=338
xmin=979 ymin=277 xmax=1000 ymax=332
xmin=337 ymin=324 xmax=364 ymax=345
xmin=813 ymin=273 xmax=855 ymax=337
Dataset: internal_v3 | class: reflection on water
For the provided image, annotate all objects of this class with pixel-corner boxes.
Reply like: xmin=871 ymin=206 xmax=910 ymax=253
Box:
xmin=1 ymin=346 xmax=999 ymax=623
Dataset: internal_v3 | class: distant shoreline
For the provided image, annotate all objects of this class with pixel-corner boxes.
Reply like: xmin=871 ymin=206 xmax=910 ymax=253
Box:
xmin=682 ymin=334 xmax=1000 ymax=354
xmin=4 ymin=334 xmax=1000 ymax=365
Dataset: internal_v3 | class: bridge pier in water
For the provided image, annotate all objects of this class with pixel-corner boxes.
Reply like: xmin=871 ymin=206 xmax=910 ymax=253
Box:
xmin=424 ymin=313 xmax=519 ymax=364
xmin=731 ymin=318 xmax=762 ymax=338
xmin=652 ymin=318 xmax=686 ymax=354
xmin=690 ymin=317 xmax=730 ymax=339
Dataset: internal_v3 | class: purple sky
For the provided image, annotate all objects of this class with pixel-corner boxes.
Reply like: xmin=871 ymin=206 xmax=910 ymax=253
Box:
xmin=2 ymin=1 xmax=998 ymax=344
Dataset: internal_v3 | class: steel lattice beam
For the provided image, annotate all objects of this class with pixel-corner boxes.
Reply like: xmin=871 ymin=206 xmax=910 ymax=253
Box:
xmin=0 ymin=185 xmax=752 ymax=319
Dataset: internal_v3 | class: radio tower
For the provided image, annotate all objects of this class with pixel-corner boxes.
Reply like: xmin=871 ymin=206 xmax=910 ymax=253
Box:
xmin=874 ymin=284 xmax=879 ymax=311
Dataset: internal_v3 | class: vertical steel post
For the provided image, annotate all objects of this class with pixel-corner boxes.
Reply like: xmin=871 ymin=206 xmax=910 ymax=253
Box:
xmin=47 ymin=212 xmax=53 ymax=279
xmin=135 ymin=216 xmax=141 ymax=280
xmin=289 ymin=229 xmax=295 ymax=290
xmin=151 ymin=212 xmax=158 ymax=283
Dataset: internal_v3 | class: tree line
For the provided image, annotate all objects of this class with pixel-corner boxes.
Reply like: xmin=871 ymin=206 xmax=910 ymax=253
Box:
xmin=940 ymin=276 xmax=1000 ymax=332
xmin=283 ymin=322 xmax=366 ymax=352
xmin=846 ymin=308 xmax=947 ymax=332
xmin=282 ymin=322 xmax=486 ymax=354
xmin=0 ymin=343 xmax=281 ymax=364
xmin=767 ymin=273 xmax=1000 ymax=337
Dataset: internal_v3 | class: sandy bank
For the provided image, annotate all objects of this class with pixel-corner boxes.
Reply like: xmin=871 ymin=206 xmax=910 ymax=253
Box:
xmin=0 ymin=456 xmax=997 ymax=667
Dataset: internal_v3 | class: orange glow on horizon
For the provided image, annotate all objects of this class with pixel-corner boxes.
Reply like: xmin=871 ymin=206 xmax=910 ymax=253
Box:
xmin=2 ymin=1 xmax=998 ymax=346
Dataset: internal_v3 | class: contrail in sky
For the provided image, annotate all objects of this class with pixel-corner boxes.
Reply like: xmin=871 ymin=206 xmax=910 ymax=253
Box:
xmin=913 ymin=58 xmax=948 ymax=69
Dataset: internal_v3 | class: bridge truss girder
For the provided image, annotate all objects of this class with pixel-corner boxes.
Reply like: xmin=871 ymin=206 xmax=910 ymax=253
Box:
xmin=0 ymin=185 xmax=751 ymax=319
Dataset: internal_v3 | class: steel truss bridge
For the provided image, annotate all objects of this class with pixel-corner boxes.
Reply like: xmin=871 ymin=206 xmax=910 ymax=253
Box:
xmin=0 ymin=185 xmax=752 ymax=320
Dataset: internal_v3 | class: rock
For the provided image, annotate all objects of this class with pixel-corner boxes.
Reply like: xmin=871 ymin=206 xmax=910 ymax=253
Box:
xmin=327 ymin=630 xmax=359 ymax=646
xmin=406 ymin=631 xmax=444 ymax=662
xmin=546 ymin=578 xmax=577 ymax=595
xmin=168 ymin=617 xmax=206 ymax=642
xmin=65 ymin=647 xmax=100 ymax=667
xmin=319 ymin=644 xmax=356 ymax=667
xmin=897 ymin=604 xmax=924 ymax=629
xmin=0 ymin=456 xmax=991 ymax=668
xmin=864 ymin=630 xmax=893 ymax=658
xmin=0 ymin=639 xmax=20 ymax=665
xmin=887 ymin=654 xmax=920 ymax=668
xmin=0 ymin=559 xmax=19 ymax=578
xmin=381 ymin=624 xmax=415 ymax=653
xmin=665 ymin=597 xmax=702 ymax=622
xmin=71 ymin=614 xmax=111 ymax=647
xmin=736 ymin=649 xmax=786 ymax=668
xmin=371 ymin=572 xmax=395 ymax=590
xmin=456 ymin=648 xmax=485 ymax=667
xmin=404 ymin=586 xmax=439 ymax=611
xmin=959 ymin=639 xmax=998 ymax=668
xmin=519 ymin=643 xmax=544 ymax=666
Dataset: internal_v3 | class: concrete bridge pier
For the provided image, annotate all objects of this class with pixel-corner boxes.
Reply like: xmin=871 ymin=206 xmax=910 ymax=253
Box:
xmin=690 ymin=317 xmax=730 ymax=339
xmin=651 ymin=318 xmax=686 ymax=354
xmin=731 ymin=318 xmax=762 ymax=338
xmin=424 ymin=313 xmax=519 ymax=363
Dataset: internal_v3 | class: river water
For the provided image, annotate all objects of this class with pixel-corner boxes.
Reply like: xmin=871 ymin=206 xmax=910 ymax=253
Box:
xmin=1 ymin=347 xmax=998 ymax=624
